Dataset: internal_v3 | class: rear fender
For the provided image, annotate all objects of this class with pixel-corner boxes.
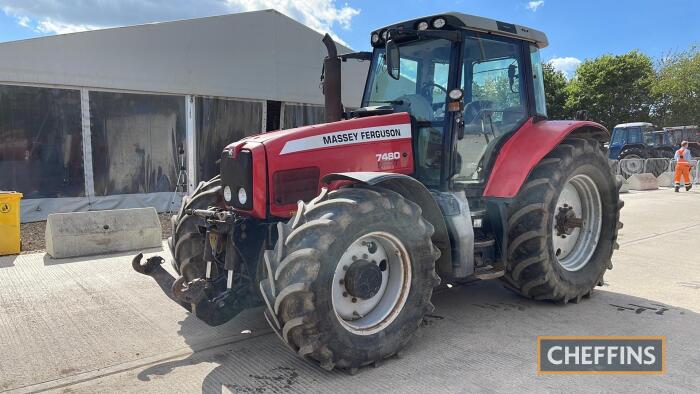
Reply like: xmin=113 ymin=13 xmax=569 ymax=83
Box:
xmin=322 ymin=172 xmax=455 ymax=279
xmin=483 ymin=119 xmax=608 ymax=199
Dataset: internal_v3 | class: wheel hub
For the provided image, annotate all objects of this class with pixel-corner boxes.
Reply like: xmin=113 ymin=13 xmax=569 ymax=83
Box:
xmin=551 ymin=174 xmax=603 ymax=272
xmin=331 ymin=232 xmax=412 ymax=335
xmin=344 ymin=259 xmax=383 ymax=299
xmin=554 ymin=205 xmax=584 ymax=236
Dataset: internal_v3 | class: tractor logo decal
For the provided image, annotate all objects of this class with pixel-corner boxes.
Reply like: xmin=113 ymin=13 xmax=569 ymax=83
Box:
xmin=279 ymin=123 xmax=411 ymax=155
xmin=0 ymin=203 xmax=9 ymax=214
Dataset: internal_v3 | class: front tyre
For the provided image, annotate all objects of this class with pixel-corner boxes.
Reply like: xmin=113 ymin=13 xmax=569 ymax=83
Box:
xmin=260 ymin=187 xmax=440 ymax=371
xmin=502 ymin=138 xmax=622 ymax=303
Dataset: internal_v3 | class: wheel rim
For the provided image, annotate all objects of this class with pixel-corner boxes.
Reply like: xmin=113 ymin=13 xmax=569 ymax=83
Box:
xmin=331 ymin=231 xmax=412 ymax=335
xmin=552 ymin=174 xmax=603 ymax=271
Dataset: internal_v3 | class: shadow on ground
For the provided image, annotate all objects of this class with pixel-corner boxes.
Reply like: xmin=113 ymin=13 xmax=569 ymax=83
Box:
xmin=132 ymin=275 xmax=700 ymax=393
xmin=0 ymin=255 xmax=19 ymax=269
xmin=41 ymin=246 xmax=164 ymax=266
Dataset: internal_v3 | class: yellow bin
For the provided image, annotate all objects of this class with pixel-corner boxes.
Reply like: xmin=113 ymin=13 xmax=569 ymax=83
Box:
xmin=0 ymin=191 xmax=23 ymax=256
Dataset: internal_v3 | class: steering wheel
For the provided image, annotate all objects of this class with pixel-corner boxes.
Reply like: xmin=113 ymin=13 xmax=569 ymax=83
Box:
xmin=422 ymin=83 xmax=448 ymax=98
xmin=463 ymin=100 xmax=495 ymax=124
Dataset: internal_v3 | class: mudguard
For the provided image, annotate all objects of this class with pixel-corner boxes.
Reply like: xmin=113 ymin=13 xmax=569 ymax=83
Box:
xmin=483 ymin=118 xmax=608 ymax=199
xmin=322 ymin=172 xmax=455 ymax=279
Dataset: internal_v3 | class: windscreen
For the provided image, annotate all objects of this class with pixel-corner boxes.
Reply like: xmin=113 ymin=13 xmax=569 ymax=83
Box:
xmin=363 ymin=38 xmax=453 ymax=122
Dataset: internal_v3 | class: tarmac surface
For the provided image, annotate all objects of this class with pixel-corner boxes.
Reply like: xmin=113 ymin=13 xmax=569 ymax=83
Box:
xmin=1 ymin=188 xmax=699 ymax=393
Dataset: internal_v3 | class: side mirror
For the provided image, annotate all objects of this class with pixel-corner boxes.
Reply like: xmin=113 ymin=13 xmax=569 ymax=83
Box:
xmin=508 ymin=64 xmax=517 ymax=92
xmin=386 ymin=40 xmax=400 ymax=80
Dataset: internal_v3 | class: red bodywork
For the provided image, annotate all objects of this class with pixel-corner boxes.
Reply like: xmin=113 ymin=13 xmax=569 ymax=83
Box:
xmin=483 ymin=119 xmax=608 ymax=198
xmin=225 ymin=113 xmax=414 ymax=219
xmin=225 ymin=114 xmax=607 ymax=218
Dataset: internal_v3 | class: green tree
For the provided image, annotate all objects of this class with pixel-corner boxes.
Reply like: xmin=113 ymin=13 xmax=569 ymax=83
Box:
xmin=542 ymin=62 xmax=568 ymax=119
xmin=565 ymin=51 xmax=655 ymax=130
xmin=651 ymin=46 xmax=700 ymax=126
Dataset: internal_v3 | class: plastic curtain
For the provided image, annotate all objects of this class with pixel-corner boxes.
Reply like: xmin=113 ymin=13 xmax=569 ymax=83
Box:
xmin=0 ymin=84 xmax=84 ymax=198
xmin=195 ymin=98 xmax=263 ymax=182
xmin=89 ymin=92 xmax=186 ymax=196
xmin=282 ymin=103 xmax=325 ymax=129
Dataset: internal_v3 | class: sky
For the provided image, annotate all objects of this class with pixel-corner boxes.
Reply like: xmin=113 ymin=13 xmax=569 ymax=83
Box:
xmin=0 ymin=0 xmax=698 ymax=78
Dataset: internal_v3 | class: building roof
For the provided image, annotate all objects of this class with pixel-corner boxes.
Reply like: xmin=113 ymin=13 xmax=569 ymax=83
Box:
xmin=0 ymin=10 xmax=367 ymax=106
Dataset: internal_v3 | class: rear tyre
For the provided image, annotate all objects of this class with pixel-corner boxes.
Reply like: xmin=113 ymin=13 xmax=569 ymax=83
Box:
xmin=260 ymin=187 xmax=440 ymax=371
xmin=501 ymin=138 xmax=622 ymax=303
xmin=168 ymin=175 xmax=222 ymax=281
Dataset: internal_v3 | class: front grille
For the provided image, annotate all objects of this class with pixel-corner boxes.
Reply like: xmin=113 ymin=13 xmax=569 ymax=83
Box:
xmin=272 ymin=167 xmax=320 ymax=205
xmin=220 ymin=149 xmax=253 ymax=210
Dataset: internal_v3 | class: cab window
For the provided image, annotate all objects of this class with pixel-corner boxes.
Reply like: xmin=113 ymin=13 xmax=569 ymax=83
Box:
xmin=627 ymin=127 xmax=642 ymax=143
xmin=611 ymin=128 xmax=626 ymax=145
xmin=454 ymin=36 xmax=527 ymax=183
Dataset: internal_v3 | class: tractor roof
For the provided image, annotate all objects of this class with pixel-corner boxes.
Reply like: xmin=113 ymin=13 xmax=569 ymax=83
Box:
xmin=372 ymin=12 xmax=549 ymax=48
xmin=613 ymin=122 xmax=654 ymax=128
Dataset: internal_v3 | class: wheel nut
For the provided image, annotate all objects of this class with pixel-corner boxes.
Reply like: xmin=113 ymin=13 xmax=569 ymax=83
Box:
xmin=343 ymin=265 xmax=348 ymax=271
xmin=352 ymin=297 xmax=357 ymax=303
xmin=339 ymin=279 xmax=344 ymax=285
xmin=343 ymin=292 xmax=348 ymax=297
xmin=362 ymin=253 xmax=368 ymax=259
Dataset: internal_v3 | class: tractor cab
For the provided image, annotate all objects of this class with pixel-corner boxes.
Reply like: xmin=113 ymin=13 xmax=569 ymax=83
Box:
xmin=361 ymin=14 xmax=548 ymax=190
xmin=608 ymin=122 xmax=657 ymax=159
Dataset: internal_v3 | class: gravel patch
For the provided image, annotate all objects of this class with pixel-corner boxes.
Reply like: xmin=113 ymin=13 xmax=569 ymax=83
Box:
xmin=19 ymin=221 xmax=46 ymax=255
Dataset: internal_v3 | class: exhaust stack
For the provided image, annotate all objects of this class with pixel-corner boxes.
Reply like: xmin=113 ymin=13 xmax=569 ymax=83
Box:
xmin=322 ymin=34 xmax=343 ymax=123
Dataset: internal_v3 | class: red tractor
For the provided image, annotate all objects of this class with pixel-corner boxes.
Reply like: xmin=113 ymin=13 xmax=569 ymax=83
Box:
xmin=134 ymin=12 xmax=622 ymax=372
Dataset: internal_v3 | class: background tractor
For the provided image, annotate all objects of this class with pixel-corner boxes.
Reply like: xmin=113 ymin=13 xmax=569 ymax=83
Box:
xmin=609 ymin=123 xmax=700 ymax=177
xmin=608 ymin=122 xmax=675 ymax=177
xmin=139 ymin=12 xmax=622 ymax=372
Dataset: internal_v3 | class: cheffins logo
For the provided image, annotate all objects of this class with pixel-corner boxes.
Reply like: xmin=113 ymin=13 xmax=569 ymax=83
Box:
xmin=537 ymin=336 xmax=665 ymax=374
xmin=0 ymin=203 xmax=10 ymax=214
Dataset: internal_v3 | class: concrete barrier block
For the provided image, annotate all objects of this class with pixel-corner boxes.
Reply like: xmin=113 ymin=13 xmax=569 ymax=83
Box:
xmin=627 ymin=173 xmax=659 ymax=191
xmin=616 ymin=175 xmax=629 ymax=193
xmin=46 ymin=208 xmax=162 ymax=259
xmin=656 ymin=172 xmax=675 ymax=188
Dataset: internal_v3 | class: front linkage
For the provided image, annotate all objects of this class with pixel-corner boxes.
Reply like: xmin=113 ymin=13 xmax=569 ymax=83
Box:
xmin=132 ymin=208 xmax=262 ymax=326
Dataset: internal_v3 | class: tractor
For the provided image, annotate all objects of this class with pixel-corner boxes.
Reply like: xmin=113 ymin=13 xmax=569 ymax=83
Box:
xmin=608 ymin=122 xmax=676 ymax=177
xmin=133 ymin=12 xmax=622 ymax=372
xmin=609 ymin=123 xmax=700 ymax=177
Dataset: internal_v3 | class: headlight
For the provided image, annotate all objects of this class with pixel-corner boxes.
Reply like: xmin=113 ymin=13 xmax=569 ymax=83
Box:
xmin=223 ymin=186 xmax=232 ymax=202
xmin=416 ymin=20 xmax=429 ymax=31
xmin=238 ymin=187 xmax=248 ymax=205
xmin=371 ymin=33 xmax=380 ymax=44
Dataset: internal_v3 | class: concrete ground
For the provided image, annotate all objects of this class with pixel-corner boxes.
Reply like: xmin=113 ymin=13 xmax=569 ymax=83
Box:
xmin=1 ymin=188 xmax=699 ymax=393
